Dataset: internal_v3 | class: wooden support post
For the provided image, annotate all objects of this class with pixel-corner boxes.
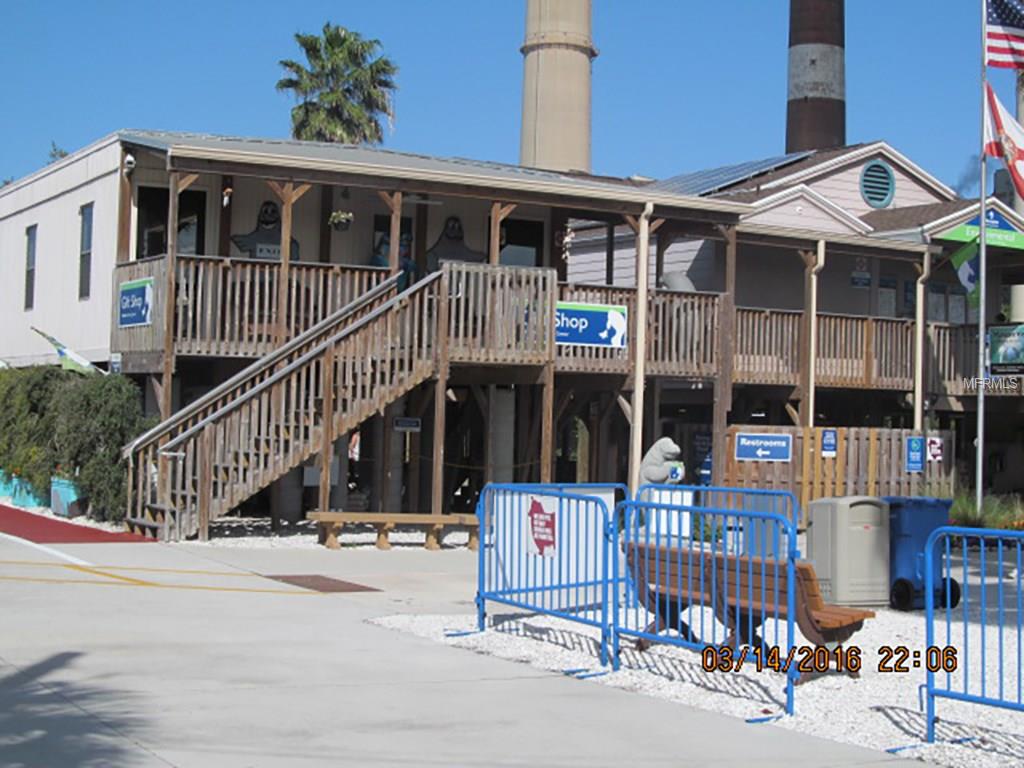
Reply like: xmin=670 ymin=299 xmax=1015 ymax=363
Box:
xmin=489 ymin=202 xmax=517 ymax=266
xmin=605 ymin=222 xmax=615 ymax=285
xmin=626 ymin=204 xmax=653 ymax=493
xmin=319 ymin=344 xmax=336 ymax=513
xmin=414 ymin=198 xmax=429 ymax=276
xmin=797 ymin=242 xmax=825 ymax=427
xmin=319 ymin=184 xmax=333 ymax=263
xmin=712 ymin=225 xmax=737 ymax=486
xmin=913 ymin=249 xmax=932 ymax=431
xmin=198 ymin=425 xmax=212 ymax=542
xmin=116 ymin=150 xmax=133 ymax=264
xmin=430 ymin=269 xmax=450 ymax=540
xmin=540 ymin=365 xmax=555 ymax=482
xmin=268 ymin=181 xmax=312 ymax=345
xmin=376 ymin=190 xmax=405 ymax=275
xmin=160 ymin=171 xmax=182 ymax=420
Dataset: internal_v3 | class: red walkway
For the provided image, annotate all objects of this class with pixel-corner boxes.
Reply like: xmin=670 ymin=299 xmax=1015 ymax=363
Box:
xmin=0 ymin=504 xmax=151 ymax=544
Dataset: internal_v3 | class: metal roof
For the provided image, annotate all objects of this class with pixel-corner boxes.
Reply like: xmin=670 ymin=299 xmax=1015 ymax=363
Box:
xmin=650 ymin=151 xmax=814 ymax=196
xmin=117 ymin=129 xmax=748 ymax=217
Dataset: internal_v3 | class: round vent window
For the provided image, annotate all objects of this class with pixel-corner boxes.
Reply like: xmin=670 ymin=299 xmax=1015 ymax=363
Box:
xmin=860 ymin=160 xmax=895 ymax=208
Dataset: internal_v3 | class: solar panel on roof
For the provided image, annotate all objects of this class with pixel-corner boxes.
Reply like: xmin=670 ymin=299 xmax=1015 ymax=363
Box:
xmin=651 ymin=151 xmax=814 ymax=196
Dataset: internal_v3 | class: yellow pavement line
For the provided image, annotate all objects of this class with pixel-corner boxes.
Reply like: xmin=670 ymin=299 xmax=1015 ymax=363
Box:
xmin=0 ymin=560 xmax=260 ymax=577
xmin=64 ymin=564 xmax=155 ymax=586
xmin=0 ymin=574 xmax=317 ymax=596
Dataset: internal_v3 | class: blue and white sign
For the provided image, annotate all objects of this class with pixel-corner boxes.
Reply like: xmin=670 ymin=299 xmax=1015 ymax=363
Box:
xmin=905 ymin=436 xmax=925 ymax=474
xmin=118 ymin=277 xmax=154 ymax=328
xmin=821 ymin=428 xmax=838 ymax=459
xmin=555 ymin=302 xmax=628 ymax=348
xmin=735 ymin=433 xmax=793 ymax=463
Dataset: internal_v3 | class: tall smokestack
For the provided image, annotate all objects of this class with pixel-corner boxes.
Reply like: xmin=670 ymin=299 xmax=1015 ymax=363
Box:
xmin=786 ymin=0 xmax=846 ymax=153
xmin=519 ymin=0 xmax=597 ymax=172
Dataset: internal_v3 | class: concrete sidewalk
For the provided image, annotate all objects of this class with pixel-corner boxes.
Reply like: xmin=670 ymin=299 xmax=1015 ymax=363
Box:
xmin=0 ymin=535 xmax=927 ymax=767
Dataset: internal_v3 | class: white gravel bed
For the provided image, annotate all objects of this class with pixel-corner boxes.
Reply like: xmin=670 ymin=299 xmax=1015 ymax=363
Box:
xmin=0 ymin=497 xmax=127 ymax=533
xmin=193 ymin=517 xmax=470 ymax=550
xmin=372 ymin=605 xmax=1024 ymax=768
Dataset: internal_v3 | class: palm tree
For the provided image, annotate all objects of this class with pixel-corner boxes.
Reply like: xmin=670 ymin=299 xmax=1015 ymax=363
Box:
xmin=277 ymin=23 xmax=397 ymax=144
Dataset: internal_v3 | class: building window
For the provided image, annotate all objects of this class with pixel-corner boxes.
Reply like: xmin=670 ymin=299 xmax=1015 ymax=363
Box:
xmin=136 ymin=186 xmax=207 ymax=258
xmin=24 ymin=225 xmax=37 ymax=310
xmin=79 ymin=203 xmax=93 ymax=299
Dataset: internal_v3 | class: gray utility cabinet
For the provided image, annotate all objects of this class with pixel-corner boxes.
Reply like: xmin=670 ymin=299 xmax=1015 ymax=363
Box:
xmin=806 ymin=496 xmax=890 ymax=606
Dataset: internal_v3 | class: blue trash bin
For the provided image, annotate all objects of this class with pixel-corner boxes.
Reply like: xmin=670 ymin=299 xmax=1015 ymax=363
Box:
xmin=884 ymin=496 xmax=960 ymax=611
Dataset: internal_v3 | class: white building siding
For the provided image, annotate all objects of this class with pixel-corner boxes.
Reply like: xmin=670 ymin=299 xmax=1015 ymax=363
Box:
xmin=742 ymin=196 xmax=862 ymax=234
xmin=809 ymin=157 xmax=946 ymax=218
xmin=0 ymin=140 xmax=121 ymax=367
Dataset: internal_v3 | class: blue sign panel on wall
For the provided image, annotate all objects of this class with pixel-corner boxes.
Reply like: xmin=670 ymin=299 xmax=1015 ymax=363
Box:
xmin=905 ymin=436 xmax=925 ymax=474
xmin=735 ymin=433 xmax=793 ymax=463
xmin=555 ymin=302 xmax=628 ymax=348
xmin=119 ymin=277 xmax=154 ymax=328
xmin=821 ymin=428 xmax=838 ymax=459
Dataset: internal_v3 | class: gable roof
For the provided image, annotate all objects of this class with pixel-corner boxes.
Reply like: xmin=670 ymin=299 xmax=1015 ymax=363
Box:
xmin=860 ymin=200 xmax=974 ymax=233
xmin=743 ymin=185 xmax=874 ymax=235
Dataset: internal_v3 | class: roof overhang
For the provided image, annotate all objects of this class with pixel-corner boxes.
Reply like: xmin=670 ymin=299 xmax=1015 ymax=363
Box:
xmin=164 ymin=144 xmax=750 ymax=224
xmin=736 ymin=222 xmax=938 ymax=261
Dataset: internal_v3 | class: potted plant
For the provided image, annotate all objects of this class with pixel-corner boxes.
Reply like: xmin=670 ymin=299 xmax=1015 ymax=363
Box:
xmin=328 ymin=210 xmax=354 ymax=232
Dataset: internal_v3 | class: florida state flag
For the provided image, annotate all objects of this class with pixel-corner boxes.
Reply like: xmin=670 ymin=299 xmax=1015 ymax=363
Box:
xmin=985 ymin=82 xmax=1024 ymax=199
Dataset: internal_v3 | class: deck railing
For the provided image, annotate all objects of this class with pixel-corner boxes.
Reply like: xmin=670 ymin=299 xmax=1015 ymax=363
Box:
xmin=111 ymin=254 xmax=388 ymax=359
xmin=734 ymin=307 xmax=801 ymax=385
xmin=556 ymin=284 xmax=636 ymax=374
xmin=647 ymin=290 xmax=719 ymax=377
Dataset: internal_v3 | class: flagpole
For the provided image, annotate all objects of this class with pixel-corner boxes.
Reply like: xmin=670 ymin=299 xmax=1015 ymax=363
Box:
xmin=977 ymin=0 xmax=989 ymax=517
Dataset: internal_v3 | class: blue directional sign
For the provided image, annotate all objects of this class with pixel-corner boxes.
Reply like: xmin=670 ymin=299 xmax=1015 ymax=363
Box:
xmin=905 ymin=436 xmax=925 ymax=474
xmin=118 ymin=277 xmax=154 ymax=328
xmin=555 ymin=302 xmax=628 ymax=348
xmin=821 ymin=428 xmax=838 ymax=459
xmin=735 ymin=433 xmax=793 ymax=463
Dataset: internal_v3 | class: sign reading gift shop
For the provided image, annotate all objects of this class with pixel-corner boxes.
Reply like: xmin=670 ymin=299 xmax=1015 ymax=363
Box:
xmin=555 ymin=302 xmax=628 ymax=348
xmin=118 ymin=277 xmax=154 ymax=328
xmin=734 ymin=433 xmax=793 ymax=463
xmin=936 ymin=207 xmax=1024 ymax=250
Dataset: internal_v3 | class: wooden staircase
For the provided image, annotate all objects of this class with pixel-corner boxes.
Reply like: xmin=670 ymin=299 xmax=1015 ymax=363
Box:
xmin=125 ymin=262 xmax=559 ymax=541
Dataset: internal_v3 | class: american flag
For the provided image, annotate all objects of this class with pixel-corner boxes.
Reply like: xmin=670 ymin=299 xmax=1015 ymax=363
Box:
xmin=988 ymin=0 xmax=1024 ymax=69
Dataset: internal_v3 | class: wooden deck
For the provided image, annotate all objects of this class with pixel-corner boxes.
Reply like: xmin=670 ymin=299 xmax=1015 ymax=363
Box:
xmin=113 ymin=255 xmax=1004 ymax=399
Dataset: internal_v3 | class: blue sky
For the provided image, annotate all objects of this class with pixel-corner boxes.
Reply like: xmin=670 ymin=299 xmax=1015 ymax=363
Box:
xmin=0 ymin=1 xmax=1015 ymax=195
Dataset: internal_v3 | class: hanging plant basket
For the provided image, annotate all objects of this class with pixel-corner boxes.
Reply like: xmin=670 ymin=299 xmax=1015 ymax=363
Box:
xmin=329 ymin=210 xmax=354 ymax=232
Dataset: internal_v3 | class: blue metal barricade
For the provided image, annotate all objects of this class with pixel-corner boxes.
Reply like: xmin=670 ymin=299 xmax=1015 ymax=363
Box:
xmin=637 ymin=484 xmax=800 ymax=555
xmin=476 ymin=483 xmax=617 ymax=666
xmin=924 ymin=526 xmax=1024 ymax=742
xmin=616 ymin=499 xmax=799 ymax=714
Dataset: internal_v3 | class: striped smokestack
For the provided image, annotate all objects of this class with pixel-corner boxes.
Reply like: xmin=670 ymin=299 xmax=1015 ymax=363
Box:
xmin=786 ymin=0 xmax=846 ymax=153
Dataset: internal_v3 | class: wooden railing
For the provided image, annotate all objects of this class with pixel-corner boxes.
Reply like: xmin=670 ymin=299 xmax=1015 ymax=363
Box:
xmin=556 ymin=284 xmax=635 ymax=374
xmin=112 ymin=255 xmax=388 ymax=359
xmin=871 ymin=318 xmax=915 ymax=390
xmin=928 ymin=324 xmax=977 ymax=397
xmin=446 ymin=262 xmax=556 ymax=366
xmin=145 ymin=273 xmax=441 ymax=540
xmin=734 ymin=307 xmax=801 ymax=385
xmin=647 ymin=290 xmax=719 ymax=377
xmin=124 ymin=275 xmax=401 ymax=530
xmin=110 ymin=256 xmax=168 ymax=355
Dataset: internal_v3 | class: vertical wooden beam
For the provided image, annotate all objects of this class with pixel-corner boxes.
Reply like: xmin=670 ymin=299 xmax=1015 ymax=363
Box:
xmin=712 ymin=225 xmax=737 ymax=486
xmin=488 ymin=202 xmax=518 ymax=266
xmin=198 ymin=425 xmax=212 ymax=542
xmin=913 ymin=249 xmax=932 ymax=431
xmin=627 ymin=204 xmax=653 ymax=493
xmin=218 ymin=175 xmax=234 ymax=257
xmin=605 ymin=222 xmax=615 ymax=285
xmin=276 ymin=182 xmax=295 ymax=345
xmin=116 ymin=149 xmax=133 ymax=264
xmin=431 ymin=269 xmax=451 ymax=522
xmin=319 ymin=184 xmax=333 ymax=263
xmin=319 ymin=344 xmax=336 ymax=513
xmin=540 ymin=367 xmax=555 ymax=482
xmin=160 ymin=171 xmax=181 ymax=420
xmin=389 ymin=191 xmax=403 ymax=275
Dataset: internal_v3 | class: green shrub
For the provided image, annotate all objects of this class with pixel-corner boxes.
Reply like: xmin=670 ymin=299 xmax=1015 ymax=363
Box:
xmin=950 ymin=490 xmax=1024 ymax=530
xmin=52 ymin=374 xmax=149 ymax=522
xmin=0 ymin=366 xmax=73 ymax=498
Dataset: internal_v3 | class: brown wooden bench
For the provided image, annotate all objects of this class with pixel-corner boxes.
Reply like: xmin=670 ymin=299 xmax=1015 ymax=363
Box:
xmin=307 ymin=511 xmax=479 ymax=551
xmin=625 ymin=542 xmax=874 ymax=659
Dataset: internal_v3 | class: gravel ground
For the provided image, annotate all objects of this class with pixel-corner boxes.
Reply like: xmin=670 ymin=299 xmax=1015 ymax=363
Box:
xmin=373 ymin=604 xmax=1024 ymax=768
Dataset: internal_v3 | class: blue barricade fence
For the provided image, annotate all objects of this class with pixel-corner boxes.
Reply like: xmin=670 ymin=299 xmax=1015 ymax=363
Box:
xmin=616 ymin=500 xmax=799 ymax=714
xmin=925 ymin=526 xmax=1024 ymax=742
xmin=476 ymin=484 xmax=617 ymax=666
